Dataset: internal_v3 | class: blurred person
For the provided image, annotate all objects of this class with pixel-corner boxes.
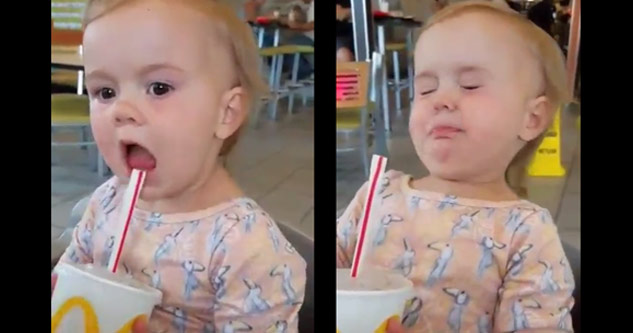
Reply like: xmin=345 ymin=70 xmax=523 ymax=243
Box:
xmin=506 ymin=0 xmax=522 ymax=12
xmin=336 ymin=0 xmax=354 ymax=62
xmin=527 ymin=0 xmax=556 ymax=36
xmin=285 ymin=0 xmax=315 ymax=79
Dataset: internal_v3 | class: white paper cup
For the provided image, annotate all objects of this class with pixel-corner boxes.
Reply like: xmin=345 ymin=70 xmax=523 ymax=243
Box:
xmin=51 ymin=262 xmax=162 ymax=333
xmin=337 ymin=268 xmax=415 ymax=332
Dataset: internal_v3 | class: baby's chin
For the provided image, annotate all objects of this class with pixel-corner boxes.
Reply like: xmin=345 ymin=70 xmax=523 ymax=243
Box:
xmin=420 ymin=155 xmax=470 ymax=181
xmin=427 ymin=167 xmax=469 ymax=182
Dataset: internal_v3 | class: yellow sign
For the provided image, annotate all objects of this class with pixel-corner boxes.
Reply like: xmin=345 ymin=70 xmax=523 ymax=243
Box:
xmin=51 ymin=296 xmax=144 ymax=333
xmin=527 ymin=108 xmax=566 ymax=177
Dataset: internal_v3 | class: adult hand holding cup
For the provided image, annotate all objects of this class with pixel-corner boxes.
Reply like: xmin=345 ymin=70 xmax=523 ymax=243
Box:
xmin=386 ymin=317 xmax=405 ymax=333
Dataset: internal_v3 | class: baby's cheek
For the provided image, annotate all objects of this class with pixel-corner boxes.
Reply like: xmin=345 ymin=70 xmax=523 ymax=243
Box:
xmin=408 ymin=109 xmax=428 ymax=143
xmin=90 ymin=112 xmax=109 ymax=142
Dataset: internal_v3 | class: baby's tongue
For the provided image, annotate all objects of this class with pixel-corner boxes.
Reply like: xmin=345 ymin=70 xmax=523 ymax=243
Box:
xmin=126 ymin=145 xmax=156 ymax=170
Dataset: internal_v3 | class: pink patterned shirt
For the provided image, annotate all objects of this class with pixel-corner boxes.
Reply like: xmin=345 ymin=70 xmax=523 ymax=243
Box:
xmin=58 ymin=177 xmax=306 ymax=333
xmin=337 ymin=170 xmax=574 ymax=332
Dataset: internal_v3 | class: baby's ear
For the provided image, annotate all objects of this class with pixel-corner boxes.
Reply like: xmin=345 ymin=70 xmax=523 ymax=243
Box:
xmin=518 ymin=95 xmax=553 ymax=141
xmin=215 ymin=87 xmax=247 ymax=140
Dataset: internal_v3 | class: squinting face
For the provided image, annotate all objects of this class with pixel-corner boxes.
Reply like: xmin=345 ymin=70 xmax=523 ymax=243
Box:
xmin=410 ymin=12 xmax=541 ymax=182
xmin=83 ymin=1 xmax=236 ymax=200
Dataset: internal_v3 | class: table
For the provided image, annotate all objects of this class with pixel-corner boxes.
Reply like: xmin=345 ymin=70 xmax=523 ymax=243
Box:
xmin=374 ymin=16 xmax=422 ymax=132
xmin=249 ymin=20 xmax=313 ymax=105
xmin=51 ymin=46 xmax=83 ymax=70
xmin=52 ymin=46 xmax=84 ymax=95
xmin=249 ymin=21 xmax=294 ymax=90
xmin=249 ymin=21 xmax=289 ymax=48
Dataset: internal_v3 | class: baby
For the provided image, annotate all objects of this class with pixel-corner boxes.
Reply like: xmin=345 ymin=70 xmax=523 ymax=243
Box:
xmin=54 ymin=0 xmax=306 ymax=331
xmin=337 ymin=1 xmax=574 ymax=332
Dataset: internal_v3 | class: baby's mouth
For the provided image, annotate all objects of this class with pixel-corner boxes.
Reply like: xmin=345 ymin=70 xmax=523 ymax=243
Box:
xmin=122 ymin=142 xmax=156 ymax=171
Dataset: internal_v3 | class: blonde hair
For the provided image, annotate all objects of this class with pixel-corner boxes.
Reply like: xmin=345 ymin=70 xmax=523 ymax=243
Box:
xmin=83 ymin=0 xmax=267 ymax=156
xmin=422 ymin=1 xmax=569 ymax=195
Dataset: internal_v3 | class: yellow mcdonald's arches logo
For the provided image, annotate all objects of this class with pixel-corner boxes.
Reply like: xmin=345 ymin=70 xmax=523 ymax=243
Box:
xmin=337 ymin=315 xmax=400 ymax=333
xmin=51 ymin=296 xmax=144 ymax=333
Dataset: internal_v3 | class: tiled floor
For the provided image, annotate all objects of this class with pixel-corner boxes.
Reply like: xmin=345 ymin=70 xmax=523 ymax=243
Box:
xmin=52 ymin=101 xmax=315 ymax=259
xmin=337 ymin=102 xmax=580 ymax=250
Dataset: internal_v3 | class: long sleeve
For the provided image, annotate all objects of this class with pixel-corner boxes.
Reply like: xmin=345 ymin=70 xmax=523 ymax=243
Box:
xmin=336 ymin=182 xmax=368 ymax=268
xmin=56 ymin=195 xmax=99 ymax=267
xmin=494 ymin=210 xmax=575 ymax=332
xmin=208 ymin=212 xmax=306 ymax=332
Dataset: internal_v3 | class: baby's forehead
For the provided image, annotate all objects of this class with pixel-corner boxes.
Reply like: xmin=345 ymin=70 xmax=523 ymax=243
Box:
xmin=416 ymin=10 xmax=545 ymax=87
xmin=84 ymin=1 xmax=239 ymax=78
xmin=424 ymin=11 xmax=527 ymax=44
xmin=418 ymin=11 xmax=538 ymax=63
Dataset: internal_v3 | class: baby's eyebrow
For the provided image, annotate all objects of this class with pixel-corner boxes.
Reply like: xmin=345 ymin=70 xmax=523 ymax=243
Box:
xmin=456 ymin=66 xmax=491 ymax=76
xmin=414 ymin=66 xmax=491 ymax=80
xmin=85 ymin=69 xmax=114 ymax=82
xmin=85 ymin=63 xmax=185 ymax=82
xmin=414 ymin=71 xmax=437 ymax=80
xmin=137 ymin=63 xmax=185 ymax=76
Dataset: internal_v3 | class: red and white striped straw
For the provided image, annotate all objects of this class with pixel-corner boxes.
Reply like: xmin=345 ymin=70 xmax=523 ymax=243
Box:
xmin=108 ymin=169 xmax=146 ymax=273
xmin=350 ymin=154 xmax=387 ymax=278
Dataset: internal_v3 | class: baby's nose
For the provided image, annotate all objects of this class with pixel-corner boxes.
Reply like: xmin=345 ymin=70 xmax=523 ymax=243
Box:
xmin=112 ymin=100 xmax=146 ymax=126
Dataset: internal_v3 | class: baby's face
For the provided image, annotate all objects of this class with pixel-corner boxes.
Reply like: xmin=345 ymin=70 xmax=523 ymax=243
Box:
xmin=83 ymin=0 xmax=238 ymax=200
xmin=410 ymin=12 xmax=542 ymax=182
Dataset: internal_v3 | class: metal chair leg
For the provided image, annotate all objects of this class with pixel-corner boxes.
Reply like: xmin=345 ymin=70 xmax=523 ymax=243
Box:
xmin=51 ymin=128 xmax=56 ymax=165
xmin=288 ymin=53 xmax=300 ymax=115
xmin=268 ymin=55 xmax=277 ymax=89
xmin=270 ymin=54 xmax=284 ymax=120
xmin=377 ymin=26 xmax=390 ymax=133
xmin=88 ymin=144 xmax=98 ymax=171
xmin=80 ymin=126 xmax=88 ymax=150
xmin=97 ymin=153 xmax=106 ymax=178
xmin=406 ymin=31 xmax=414 ymax=102
xmin=360 ymin=107 xmax=370 ymax=177
xmin=393 ymin=50 xmax=401 ymax=111
xmin=291 ymin=53 xmax=300 ymax=83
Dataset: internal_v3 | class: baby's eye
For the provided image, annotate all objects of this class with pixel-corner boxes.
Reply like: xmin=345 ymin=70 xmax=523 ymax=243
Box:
xmin=147 ymin=82 xmax=173 ymax=96
xmin=461 ymin=85 xmax=480 ymax=91
xmin=94 ymin=87 xmax=116 ymax=100
xmin=420 ymin=89 xmax=436 ymax=96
